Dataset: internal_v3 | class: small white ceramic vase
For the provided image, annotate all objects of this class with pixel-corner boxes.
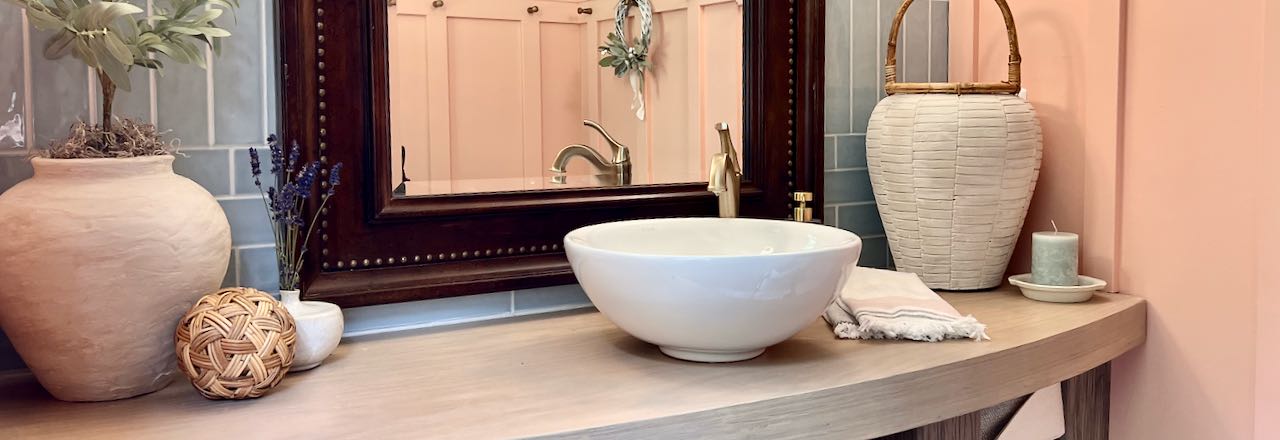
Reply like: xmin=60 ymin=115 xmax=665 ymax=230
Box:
xmin=279 ymin=289 xmax=343 ymax=371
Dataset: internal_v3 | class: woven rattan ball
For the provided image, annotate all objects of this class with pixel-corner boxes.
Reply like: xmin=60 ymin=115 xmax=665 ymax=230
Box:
xmin=175 ymin=287 xmax=297 ymax=400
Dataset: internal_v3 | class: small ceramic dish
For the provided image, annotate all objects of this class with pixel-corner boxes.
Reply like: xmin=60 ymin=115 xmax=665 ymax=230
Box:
xmin=1008 ymin=274 xmax=1108 ymax=303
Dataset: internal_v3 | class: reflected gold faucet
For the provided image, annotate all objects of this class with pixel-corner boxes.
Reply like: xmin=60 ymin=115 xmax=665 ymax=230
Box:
xmin=550 ymin=120 xmax=632 ymax=186
xmin=708 ymin=122 xmax=741 ymax=218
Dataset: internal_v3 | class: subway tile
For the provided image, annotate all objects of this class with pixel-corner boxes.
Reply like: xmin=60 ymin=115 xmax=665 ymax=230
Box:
xmin=835 ymin=134 xmax=867 ymax=168
xmin=514 ymin=284 xmax=592 ymax=312
xmin=156 ymin=62 xmax=209 ymax=147
xmin=109 ymin=68 xmax=152 ymax=122
xmin=213 ymin=0 xmax=265 ymax=145
xmin=851 ymin=0 xmax=880 ymax=133
xmin=238 ymin=246 xmax=280 ymax=293
xmin=0 ymin=156 xmax=33 ymax=193
xmin=0 ymin=7 xmax=25 ymax=150
xmin=233 ymin=148 xmax=266 ymax=195
xmin=343 ymin=292 xmax=514 ymax=336
xmin=173 ymin=149 xmax=232 ymax=195
xmin=931 ymin=1 xmax=950 ymax=83
xmin=858 ymin=236 xmax=889 ymax=268
xmin=30 ymin=29 xmax=89 ymax=147
xmin=878 ymin=0 xmax=898 ymax=101
xmin=223 ymin=250 xmax=238 ymax=288
xmin=264 ymin=1 xmax=280 ymax=134
xmin=824 ymin=136 xmax=836 ymax=170
xmin=825 ymin=169 xmax=875 ymax=204
xmin=838 ymin=203 xmax=885 ymax=236
xmin=219 ymin=198 xmax=276 ymax=246
xmin=903 ymin=0 xmax=931 ymax=83
xmin=823 ymin=206 xmax=838 ymax=227
xmin=824 ymin=0 xmax=853 ymax=134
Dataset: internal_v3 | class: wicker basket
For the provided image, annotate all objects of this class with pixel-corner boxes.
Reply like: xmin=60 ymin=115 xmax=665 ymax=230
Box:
xmin=866 ymin=0 xmax=1042 ymax=290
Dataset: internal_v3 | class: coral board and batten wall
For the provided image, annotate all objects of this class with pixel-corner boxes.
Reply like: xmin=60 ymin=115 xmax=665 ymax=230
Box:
xmin=952 ymin=0 xmax=1279 ymax=437
xmin=387 ymin=0 xmax=743 ymax=193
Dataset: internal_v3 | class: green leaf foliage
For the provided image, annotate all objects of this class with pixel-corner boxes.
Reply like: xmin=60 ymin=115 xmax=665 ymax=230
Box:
xmin=5 ymin=0 xmax=241 ymax=92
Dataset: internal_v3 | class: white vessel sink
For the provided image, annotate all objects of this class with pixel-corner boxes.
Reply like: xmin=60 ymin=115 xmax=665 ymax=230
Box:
xmin=564 ymin=218 xmax=861 ymax=362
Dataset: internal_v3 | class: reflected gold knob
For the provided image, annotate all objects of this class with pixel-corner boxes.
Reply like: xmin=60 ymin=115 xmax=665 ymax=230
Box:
xmin=793 ymin=192 xmax=814 ymax=203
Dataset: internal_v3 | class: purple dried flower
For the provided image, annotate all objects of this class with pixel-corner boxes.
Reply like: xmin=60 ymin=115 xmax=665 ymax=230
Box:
xmin=268 ymin=135 xmax=283 ymax=175
xmin=295 ymin=161 xmax=320 ymax=199
xmin=287 ymin=141 xmax=302 ymax=175
xmin=327 ymin=162 xmax=343 ymax=196
xmin=248 ymin=147 xmax=262 ymax=187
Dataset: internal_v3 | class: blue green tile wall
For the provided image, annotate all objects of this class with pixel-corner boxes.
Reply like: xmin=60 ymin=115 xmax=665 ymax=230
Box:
xmin=824 ymin=0 xmax=948 ymax=268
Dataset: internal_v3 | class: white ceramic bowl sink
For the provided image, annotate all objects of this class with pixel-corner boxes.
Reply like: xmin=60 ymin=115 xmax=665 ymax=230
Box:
xmin=564 ymin=218 xmax=861 ymax=362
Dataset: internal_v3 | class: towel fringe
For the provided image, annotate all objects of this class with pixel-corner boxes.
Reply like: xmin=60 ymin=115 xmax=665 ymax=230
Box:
xmin=833 ymin=313 xmax=989 ymax=342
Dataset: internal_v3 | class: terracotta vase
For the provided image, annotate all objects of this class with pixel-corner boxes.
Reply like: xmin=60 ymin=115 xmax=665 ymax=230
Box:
xmin=0 ymin=156 xmax=231 ymax=401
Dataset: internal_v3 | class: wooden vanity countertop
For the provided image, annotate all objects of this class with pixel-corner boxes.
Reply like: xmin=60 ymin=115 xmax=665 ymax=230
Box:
xmin=0 ymin=287 xmax=1145 ymax=439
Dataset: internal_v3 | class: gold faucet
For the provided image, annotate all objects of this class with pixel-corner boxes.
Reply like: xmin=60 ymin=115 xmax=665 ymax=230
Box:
xmin=708 ymin=122 xmax=741 ymax=218
xmin=550 ymin=120 xmax=631 ymax=186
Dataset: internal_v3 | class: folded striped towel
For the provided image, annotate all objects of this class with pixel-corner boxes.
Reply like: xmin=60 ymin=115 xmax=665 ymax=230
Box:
xmin=823 ymin=267 xmax=989 ymax=341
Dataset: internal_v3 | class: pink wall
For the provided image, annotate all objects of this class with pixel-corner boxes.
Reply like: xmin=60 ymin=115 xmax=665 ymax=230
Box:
xmin=1258 ymin=1 xmax=1280 ymax=436
xmin=949 ymin=0 xmax=1122 ymax=286
xmin=953 ymin=0 xmax=1274 ymax=437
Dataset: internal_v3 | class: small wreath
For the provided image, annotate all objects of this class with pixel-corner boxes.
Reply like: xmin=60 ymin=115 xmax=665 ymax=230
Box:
xmin=598 ymin=0 xmax=653 ymax=120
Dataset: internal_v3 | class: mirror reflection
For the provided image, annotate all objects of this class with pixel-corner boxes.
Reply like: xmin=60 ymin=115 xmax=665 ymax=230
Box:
xmin=386 ymin=0 xmax=744 ymax=196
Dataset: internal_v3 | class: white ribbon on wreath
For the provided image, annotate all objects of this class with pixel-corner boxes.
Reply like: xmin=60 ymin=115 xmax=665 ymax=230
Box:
xmin=598 ymin=0 xmax=653 ymax=120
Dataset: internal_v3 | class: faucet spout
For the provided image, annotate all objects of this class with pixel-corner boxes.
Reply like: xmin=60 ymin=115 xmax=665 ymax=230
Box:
xmin=551 ymin=144 xmax=613 ymax=174
xmin=708 ymin=122 xmax=741 ymax=218
xmin=549 ymin=120 xmax=633 ymax=186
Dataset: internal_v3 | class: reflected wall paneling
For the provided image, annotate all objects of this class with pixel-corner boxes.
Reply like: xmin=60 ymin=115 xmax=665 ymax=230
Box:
xmin=388 ymin=0 xmax=743 ymax=191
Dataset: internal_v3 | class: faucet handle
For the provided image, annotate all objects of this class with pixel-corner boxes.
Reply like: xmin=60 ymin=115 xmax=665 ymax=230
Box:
xmin=792 ymin=192 xmax=814 ymax=222
xmin=714 ymin=122 xmax=739 ymax=166
xmin=583 ymin=120 xmax=629 ymax=164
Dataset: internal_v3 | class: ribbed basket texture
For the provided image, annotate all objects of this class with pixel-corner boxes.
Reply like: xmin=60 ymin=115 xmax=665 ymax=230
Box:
xmin=866 ymin=94 xmax=1043 ymax=290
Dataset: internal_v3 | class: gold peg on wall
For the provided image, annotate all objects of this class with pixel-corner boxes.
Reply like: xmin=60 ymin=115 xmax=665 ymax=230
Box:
xmin=577 ymin=7 xmax=593 ymax=14
xmin=527 ymin=5 xmax=539 ymax=13
xmin=432 ymin=0 xmax=444 ymax=7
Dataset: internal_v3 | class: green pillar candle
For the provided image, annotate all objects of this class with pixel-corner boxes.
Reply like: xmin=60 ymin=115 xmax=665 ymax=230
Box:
xmin=1031 ymin=231 xmax=1079 ymax=286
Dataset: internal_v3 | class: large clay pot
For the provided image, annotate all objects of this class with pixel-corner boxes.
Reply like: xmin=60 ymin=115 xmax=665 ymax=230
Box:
xmin=0 ymin=156 xmax=231 ymax=401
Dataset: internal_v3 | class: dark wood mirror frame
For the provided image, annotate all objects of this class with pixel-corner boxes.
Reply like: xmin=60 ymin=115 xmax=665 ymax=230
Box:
xmin=279 ymin=0 xmax=826 ymax=308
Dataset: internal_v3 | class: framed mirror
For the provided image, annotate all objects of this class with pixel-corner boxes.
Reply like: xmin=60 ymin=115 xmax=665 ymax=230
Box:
xmin=280 ymin=0 xmax=826 ymax=307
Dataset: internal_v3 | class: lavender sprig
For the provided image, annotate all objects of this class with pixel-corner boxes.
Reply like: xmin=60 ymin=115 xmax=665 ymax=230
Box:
xmin=247 ymin=135 xmax=343 ymax=291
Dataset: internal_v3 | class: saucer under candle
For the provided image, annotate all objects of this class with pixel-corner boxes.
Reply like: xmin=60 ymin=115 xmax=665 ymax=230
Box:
xmin=280 ymin=289 xmax=344 ymax=371
xmin=1009 ymin=274 xmax=1107 ymax=303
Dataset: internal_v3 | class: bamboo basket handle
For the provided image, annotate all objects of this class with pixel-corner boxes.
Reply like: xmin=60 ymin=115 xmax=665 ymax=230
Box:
xmin=884 ymin=0 xmax=1022 ymax=95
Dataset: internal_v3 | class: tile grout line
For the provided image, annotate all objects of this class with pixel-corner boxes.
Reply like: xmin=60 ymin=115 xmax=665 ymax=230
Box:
xmin=205 ymin=45 xmax=216 ymax=147
xmin=259 ymin=0 xmax=271 ymax=140
xmin=848 ymin=0 xmax=855 ymax=132
xmin=147 ymin=0 xmax=157 ymax=126
xmin=86 ymin=66 xmax=96 ymax=124
xmin=21 ymin=11 xmax=33 ymax=149
xmin=227 ymin=148 xmax=237 ymax=195
xmin=927 ymin=0 xmax=933 ymax=81
xmin=233 ymin=248 xmax=242 ymax=288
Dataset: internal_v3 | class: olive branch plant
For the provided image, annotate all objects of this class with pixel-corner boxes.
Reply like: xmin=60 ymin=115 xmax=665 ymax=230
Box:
xmin=6 ymin=0 xmax=239 ymax=157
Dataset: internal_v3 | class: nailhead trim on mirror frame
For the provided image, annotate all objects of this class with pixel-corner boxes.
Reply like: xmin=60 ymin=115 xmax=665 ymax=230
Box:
xmin=315 ymin=0 xmax=804 ymax=271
